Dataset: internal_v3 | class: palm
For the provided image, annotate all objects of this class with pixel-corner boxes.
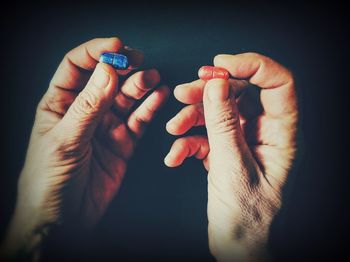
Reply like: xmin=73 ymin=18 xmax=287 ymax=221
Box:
xmin=27 ymin=105 xmax=130 ymax=225
xmin=36 ymin=76 xmax=166 ymax=225
xmin=82 ymin=111 xmax=133 ymax=223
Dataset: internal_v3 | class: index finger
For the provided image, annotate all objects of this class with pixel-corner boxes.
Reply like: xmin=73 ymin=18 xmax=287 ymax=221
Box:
xmin=214 ymin=53 xmax=297 ymax=117
xmin=49 ymin=37 xmax=143 ymax=91
xmin=174 ymin=78 xmax=249 ymax=104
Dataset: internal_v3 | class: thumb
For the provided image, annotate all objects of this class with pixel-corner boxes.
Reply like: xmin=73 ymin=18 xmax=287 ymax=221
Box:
xmin=55 ymin=63 xmax=118 ymax=143
xmin=203 ymin=79 xmax=251 ymax=176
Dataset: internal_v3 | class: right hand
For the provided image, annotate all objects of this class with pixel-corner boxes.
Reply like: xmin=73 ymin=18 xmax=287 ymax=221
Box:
xmin=2 ymin=37 xmax=169 ymax=259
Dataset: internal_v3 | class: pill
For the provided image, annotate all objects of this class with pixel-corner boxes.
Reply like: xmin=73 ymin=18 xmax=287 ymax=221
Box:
xmin=198 ymin=66 xmax=229 ymax=80
xmin=99 ymin=53 xmax=129 ymax=69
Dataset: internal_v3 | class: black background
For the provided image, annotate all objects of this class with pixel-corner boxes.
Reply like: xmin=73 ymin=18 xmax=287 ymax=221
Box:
xmin=0 ymin=2 xmax=349 ymax=261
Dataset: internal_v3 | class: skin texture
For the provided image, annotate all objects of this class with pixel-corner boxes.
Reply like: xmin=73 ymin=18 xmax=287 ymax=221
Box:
xmin=165 ymin=53 xmax=298 ymax=261
xmin=1 ymin=37 xmax=169 ymax=260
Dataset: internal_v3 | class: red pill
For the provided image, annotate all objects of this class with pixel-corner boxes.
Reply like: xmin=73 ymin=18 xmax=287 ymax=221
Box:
xmin=198 ymin=66 xmax=229 ymax=80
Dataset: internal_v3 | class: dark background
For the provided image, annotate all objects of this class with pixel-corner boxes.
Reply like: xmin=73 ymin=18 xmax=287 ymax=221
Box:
xmin=1 ymin=2 xmax=349 ymax=261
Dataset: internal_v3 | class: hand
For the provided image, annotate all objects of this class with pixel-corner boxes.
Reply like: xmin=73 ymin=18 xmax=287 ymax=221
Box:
xmin=165 ymin=53 xmax=298 ymax=261
xmin=2 ymin=37 xmax=169 ymax=259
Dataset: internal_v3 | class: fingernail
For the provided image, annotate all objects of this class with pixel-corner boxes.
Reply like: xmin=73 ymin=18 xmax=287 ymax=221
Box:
xmin=93 ymin=64 xmax=110 ymax=88
xmin=206 ymin=79 xmax=229 ymax=102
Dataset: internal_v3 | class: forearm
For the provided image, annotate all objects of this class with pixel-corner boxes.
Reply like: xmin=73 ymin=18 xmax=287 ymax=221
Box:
xmin=1 ymin=211 xmax=49 ymax=262
xmin=1 ymin=176 xmax=51 ymax=262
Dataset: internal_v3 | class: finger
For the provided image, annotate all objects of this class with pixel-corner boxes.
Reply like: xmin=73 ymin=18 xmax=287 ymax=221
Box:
xmin=164 ymin=136 xmax=209 ymax=167
xmin=122 ymin=46 xmax=144 ymax=69
xmin=127 ymin=85 xmax=169 ymax=139
xmin=214 ymin=53 xmax=297 ymax=117
xmin=203 ymin=78 xmax=260 ymax=179
xmin=166 ymin=103 xmax=204 ymax=135
xmin=114 ymin=46 xmax=144 ymax=76
xmin=53 ymin=63 xmax=118 ymax=142
xmin=243 ymin=114 xmax=295 ymax=147
xmin=50 ymin=37 xmax=123 ymax=91
xmin=174 ymin=78 xmax=249 ymax=104
xmin=114 ymin=69 xmax=161 ymax=115
xmin=50 ymin=38 xmax=144 ymax=91
xmin=174 ymin=79 xmax=206 ymax=104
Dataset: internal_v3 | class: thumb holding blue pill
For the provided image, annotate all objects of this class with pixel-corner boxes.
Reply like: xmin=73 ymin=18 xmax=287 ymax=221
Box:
xmin=100 ymin=52 xmax=129 ymax=69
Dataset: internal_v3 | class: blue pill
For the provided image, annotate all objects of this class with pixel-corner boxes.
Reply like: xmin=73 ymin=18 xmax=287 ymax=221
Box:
xmin=99 ymin=53 xmax=129 ymax=69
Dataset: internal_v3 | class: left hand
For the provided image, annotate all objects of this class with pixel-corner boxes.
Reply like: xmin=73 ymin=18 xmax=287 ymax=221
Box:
xmin=165 ymin=53 xmax=298 ymax=261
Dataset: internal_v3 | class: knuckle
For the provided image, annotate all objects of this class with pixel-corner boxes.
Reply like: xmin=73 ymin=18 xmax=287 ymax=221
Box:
xmin=132 ymin=78 xmax=148 ymax=99
xmin=142 ymin=107 xmax=153 ymax=121
xmin=74 ymin=89 xmax=103 ymax=116
xmin=245 ymin=52 xmax=268 ymax=66
xmin=174 ymin=138 xmax=188 ymax=152
xmin=133 ymin=114 xmax=148 ymax=133
xmin=64 ymin=52 xmax=75 ymax=64
xmin=245 ymin=51 xmax=261 ymax=58
xmin=210 ymin=108 xmax=240 ymax=134
xmin=243 ymin=52 xmax=267 ymax=63
xmin=36 ymin=95 xmax=48 ymax=115
xmin=48 ymin=129 xmax=90 ymax=161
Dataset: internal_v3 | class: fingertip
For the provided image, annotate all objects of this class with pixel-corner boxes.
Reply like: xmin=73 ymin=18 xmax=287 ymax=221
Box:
xmin=98 ymin=62 xmax=118 ymax=89
xmin=143 ymin=69 xmax=161 ymax=86
xmin=98 ymin=62 xmax=117 ymax=78
xmin=173 ymin=84 xmax=195 ymax=104
xmin=165 ymin=120 xmax=178 ymax=135
xmin=93 ymin=63 xmax=118 ymax=96
xmin=107 ymin=37 xmax=123 ymax=51
xmin=197 ymin=66 xmax=205 ymax=79
xmin=156 ymin=85 xmax=170 ymax=100
xmin=205 ymin=78 xmax=230 ymax=102
xmin=164 ymin=153 xmax=178 ymax=167
xmin=173 ymin=84 xmax=184 ymax=101
xmin=213 ymin=54 xmax=232 ymax=66
xmin=159 ymin=84 xmax=170 ymax=93
xmin=165 ymin=139 xmax=188 ymax=167
xmin=164 ymin=155 xmax=172 ymax=167
xmin=122 ymin=46 xmax=144 ymax=68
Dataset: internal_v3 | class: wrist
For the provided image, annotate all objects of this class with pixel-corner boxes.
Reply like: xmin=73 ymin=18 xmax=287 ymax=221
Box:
xmin=1 ymin=211 xmax=50 ymax=261
xmin=208 ymin=220 xmax=270 ymax=262
xmin=1 ymin=170 xmax=54 ymax=261
xmin=207 ymin=190 xmax=273 ymax=261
